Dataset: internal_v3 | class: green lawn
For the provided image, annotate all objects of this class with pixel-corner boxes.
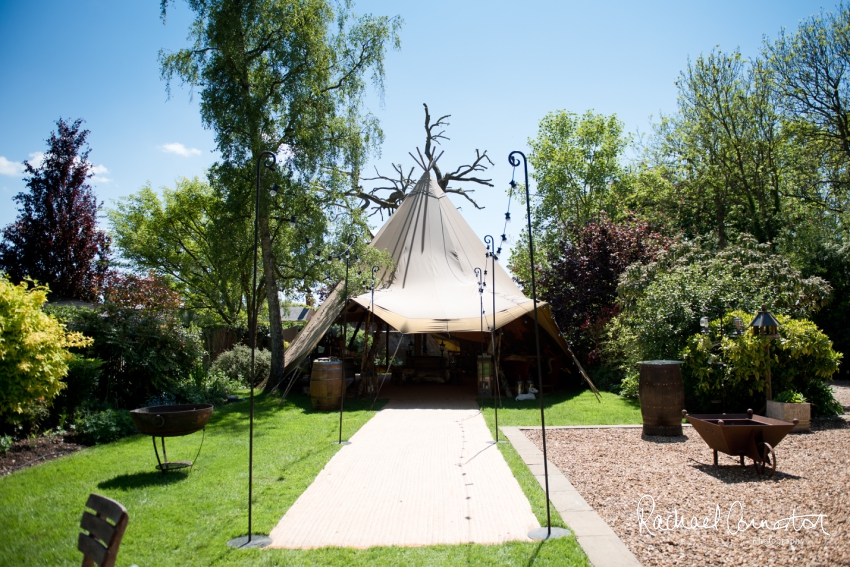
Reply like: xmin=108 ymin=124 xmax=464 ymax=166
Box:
xmin=480 ymin=389 xmax=642 ymax=431
xmin=0 ymin=394 xmax=590 ymax=566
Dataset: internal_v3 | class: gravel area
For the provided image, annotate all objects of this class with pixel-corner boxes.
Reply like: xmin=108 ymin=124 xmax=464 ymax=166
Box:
xmin=525 ymin=421 xmax=849 ymax=567
xmin=831 ymin=380 xmax=850 ymax=414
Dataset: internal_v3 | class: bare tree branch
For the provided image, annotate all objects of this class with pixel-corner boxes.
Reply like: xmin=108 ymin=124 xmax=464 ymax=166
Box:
xmin=356 ymin=103 xmax=492 ymax=213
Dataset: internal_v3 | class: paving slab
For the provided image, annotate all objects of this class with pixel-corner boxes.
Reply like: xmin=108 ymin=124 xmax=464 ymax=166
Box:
xmin=268 ymin=393 xmax=539 ymax=549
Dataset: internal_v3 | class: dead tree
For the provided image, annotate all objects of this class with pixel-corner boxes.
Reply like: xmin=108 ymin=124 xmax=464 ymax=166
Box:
xmin=355 ymin=104 xmax=494 ymax=219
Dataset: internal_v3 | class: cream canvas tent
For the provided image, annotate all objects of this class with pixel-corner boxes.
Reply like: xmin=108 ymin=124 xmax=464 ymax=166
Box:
xmin=277 ymin=169 xmax=569 ymax=384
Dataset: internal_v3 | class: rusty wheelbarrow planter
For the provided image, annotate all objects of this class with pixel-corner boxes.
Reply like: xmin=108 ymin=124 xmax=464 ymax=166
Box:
xmin=683 ymin=409 xmax=797 ymax=478
xmin=130 ymin=404 xmax=213 ymax=473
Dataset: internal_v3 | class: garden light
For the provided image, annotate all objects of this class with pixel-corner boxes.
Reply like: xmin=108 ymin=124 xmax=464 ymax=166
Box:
xmin=508 ymin=150 xmax=570 ymax=542
xmin=732 ymin=316 xmax=744 ymax=336
xmin=226 ymin=150 xmax=279 ymax=550
xmin=483 ymin=235 xmax=504 ymax=444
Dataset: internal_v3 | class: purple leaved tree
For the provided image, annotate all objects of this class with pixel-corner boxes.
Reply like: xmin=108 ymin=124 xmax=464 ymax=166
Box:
xmin=0 ymin=118 xmax=110 ymax=301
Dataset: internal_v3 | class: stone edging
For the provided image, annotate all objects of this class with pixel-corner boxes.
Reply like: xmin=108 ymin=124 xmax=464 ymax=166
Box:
xmin=500 ymin=426 xmax=642 ymax=567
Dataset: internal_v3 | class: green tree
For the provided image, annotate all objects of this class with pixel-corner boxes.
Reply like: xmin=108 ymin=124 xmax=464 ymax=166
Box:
xmin=765 ymin=4 xmax=850 ymax=215
xmin=159 ymin=0 xmax=401 ymax=385
xmin=655 ymin=49 xmax=785 ymax=246
xmin=510 ymin=110 xmax=631 ymax=289
xmin=0 ymin=276 xmax=92 ymax=425
xmin=528 ymin=110 xmax=630 ymax=237
xmin=109 ymin=177 xmax=253 ymax=326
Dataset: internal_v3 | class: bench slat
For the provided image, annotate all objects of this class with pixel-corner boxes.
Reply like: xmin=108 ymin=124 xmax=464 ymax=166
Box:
xmin=81 ymin=511 xmax=115 ymax=546
xmin=78 ymin=533 xmax=107 ymax=566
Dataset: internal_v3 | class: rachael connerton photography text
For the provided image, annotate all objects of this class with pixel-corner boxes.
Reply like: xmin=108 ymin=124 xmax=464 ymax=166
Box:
xmin=636 ymin=495 xmax=830 ymax=537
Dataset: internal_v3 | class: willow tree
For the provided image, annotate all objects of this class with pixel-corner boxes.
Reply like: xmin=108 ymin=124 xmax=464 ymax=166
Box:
xmin=159 ymin=0 xmax=401 ymax=384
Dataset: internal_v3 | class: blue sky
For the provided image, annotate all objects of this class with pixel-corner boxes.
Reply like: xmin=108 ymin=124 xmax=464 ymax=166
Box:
xmin=0 ymin=0 xmax=830 ymax=252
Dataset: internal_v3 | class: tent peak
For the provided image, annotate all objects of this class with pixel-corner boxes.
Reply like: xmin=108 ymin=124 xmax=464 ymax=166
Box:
xmin=408 ymin=146 xmax=443 ymax=175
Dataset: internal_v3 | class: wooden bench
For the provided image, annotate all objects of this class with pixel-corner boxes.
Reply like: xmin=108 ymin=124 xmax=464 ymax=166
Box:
xmin=78 ymin=493 xmax=129 ymax=567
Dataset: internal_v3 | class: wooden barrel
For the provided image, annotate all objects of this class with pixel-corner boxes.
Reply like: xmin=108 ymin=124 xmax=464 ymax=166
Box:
xmin=311 ymin=358 xmax=344 ymax=411
xmin=639 ymin=360 xmax=684 ymax=436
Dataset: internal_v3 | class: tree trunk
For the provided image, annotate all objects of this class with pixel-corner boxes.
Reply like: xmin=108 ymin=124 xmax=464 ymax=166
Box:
xmin=258 ymin=209 xmax=285 ymax=388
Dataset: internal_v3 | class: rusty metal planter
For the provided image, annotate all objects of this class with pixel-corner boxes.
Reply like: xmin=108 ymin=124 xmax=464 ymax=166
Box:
xmin=130 ymin=404 xmax=213 ymax=472
xmin=683 ymin=409 xmax=797 ymax=477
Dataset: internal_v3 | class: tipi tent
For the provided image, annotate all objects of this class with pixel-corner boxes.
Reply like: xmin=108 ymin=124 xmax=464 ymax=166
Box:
xmin=278 ymin=169 xmax=568 ymax=383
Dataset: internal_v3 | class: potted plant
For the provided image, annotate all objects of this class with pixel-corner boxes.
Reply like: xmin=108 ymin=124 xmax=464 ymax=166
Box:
xmin=767 ymin=390 xmax=810 ymax=432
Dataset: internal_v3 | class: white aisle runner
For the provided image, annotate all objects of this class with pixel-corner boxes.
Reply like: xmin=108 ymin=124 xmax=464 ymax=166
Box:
xmin=269 ymin=398 xmax=539 ymax=548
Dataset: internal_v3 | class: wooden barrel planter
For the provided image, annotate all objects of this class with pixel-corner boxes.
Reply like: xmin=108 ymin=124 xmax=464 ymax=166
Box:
xmin=639 ymin=360 xmax=684 ymax=436
xmin=311 ymin=357 xmax=344 ymax=411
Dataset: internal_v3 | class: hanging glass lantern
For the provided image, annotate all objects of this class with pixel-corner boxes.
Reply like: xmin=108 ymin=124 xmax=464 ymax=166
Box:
xmin=731 ymin=316 xmax=744 ymax=336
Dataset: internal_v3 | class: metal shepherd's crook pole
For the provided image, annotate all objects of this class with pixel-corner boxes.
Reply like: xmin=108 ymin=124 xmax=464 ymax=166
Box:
xmin=484 ymin=235 xmax=502 ymax=443
xmin=248 ymin=150 xmax=276 ymax=545
xmin=475 ymin=267 xmax=484 ymax=355
xmin=337 ymin=248 xmax=351 ymax=445
xmin=509 ymin=150 xmax=567 ymax=541
xmin=371 ymin=265 xmax=380 ymax=394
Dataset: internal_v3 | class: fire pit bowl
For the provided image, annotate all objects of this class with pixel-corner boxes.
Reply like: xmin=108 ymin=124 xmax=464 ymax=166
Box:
xmin=130 ymin=404 xmax=213 ymax=437
xmin=130 ymin=404 xmax=213 ymax=472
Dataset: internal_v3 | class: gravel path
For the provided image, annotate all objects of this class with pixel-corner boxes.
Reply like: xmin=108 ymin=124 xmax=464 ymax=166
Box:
xmin=831 ymin=380 xmax=850 ymax=414
xmin=525 ymin=421 xmax=849 ymax=567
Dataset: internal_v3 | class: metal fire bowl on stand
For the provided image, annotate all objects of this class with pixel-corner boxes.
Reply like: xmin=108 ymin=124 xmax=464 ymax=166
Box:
xmin=130 ymin=404 xmax=213 ymax=472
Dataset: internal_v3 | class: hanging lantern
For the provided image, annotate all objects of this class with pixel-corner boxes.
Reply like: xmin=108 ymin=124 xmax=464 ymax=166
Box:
xmin=731 ymin=316 xmax=744 ymax=336
xmin=749 ymin=305 xmax=780 ymax=338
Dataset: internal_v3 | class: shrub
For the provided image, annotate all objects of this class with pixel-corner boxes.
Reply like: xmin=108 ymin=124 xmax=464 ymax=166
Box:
xmin=538 ymin=215 xmax=669 ymax=363
xmin=172 ymin=368 xmax=240 ymax=406
xmin=619 ymin=373 xmax=639 ymax=399
xmin=51 ymin=355 xmax=104 ymax=418
xmin=74 ymin=408 xmax=136 ymax=445
xmin=67 ymin=273 xmax=203 ymax=409
xmin=0 ymin=276 xmax=92 ymax=425
xmin=775 ymin=390 xmax=807 ymax=404
xmin=210 ymin=344 xmax=271 ymax=386
xmin=682 ymin=311 xmax=842 ymax=412
xmin=0 ymin=434 xmax=13 ymax=455
xmin=800 ymin=380 xmax=844 ymax=417
xmin=604 ymin=234 xmax=832 ymax=375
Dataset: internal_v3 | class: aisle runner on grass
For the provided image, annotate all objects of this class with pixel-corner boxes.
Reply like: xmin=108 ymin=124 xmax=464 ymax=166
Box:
xmin=269 ymin=398 xmax=539 ymax=548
